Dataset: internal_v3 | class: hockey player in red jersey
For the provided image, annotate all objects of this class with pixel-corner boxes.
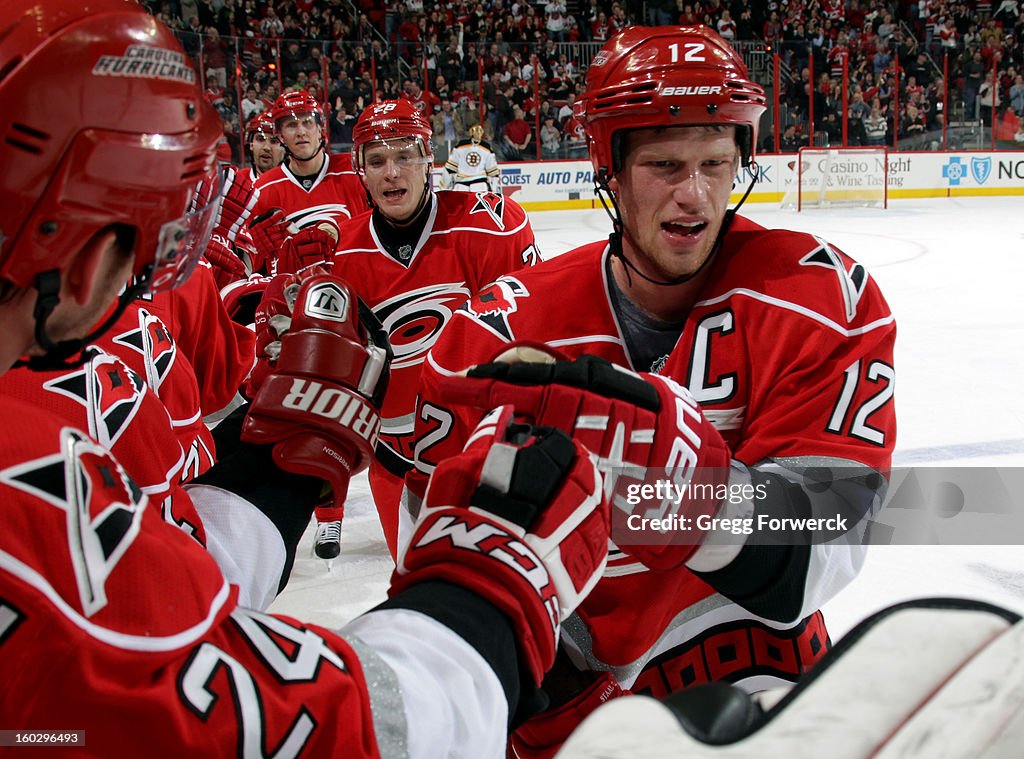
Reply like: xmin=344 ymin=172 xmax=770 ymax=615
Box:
xmin=0 ymin=3 xmax=612 ymax=754
xmin=245 ymin=110 xmax=286 ymax=179
xmin=242 ymin=91 xmax=377 ymax=560
xmin=202 ymin=112 xmax=286 ymax=288
xmin=412 ymin=25 xmax=897 ymax=757
xmin=326 ymin=98 xmax=540 ymax=560
xmin=247 ymin=90 xmax=371 ymax=275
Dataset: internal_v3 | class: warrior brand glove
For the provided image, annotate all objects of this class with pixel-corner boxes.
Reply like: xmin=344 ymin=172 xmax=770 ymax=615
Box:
xmin=439 ymin=351 xmax=732 ymax=570
xmin=241 ymin=269 xmax=391 ymax=514
xmin=391 ymin=404 xmax=611 ymax=686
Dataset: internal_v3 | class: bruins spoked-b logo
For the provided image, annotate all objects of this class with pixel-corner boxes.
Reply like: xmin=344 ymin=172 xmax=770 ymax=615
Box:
xmin=305 ymin=281 xmax=350 ymax=323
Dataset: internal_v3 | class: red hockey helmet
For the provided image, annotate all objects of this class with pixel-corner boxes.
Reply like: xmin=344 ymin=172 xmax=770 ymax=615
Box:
xmin=0 ymin=0 xmax=223 ymax=295
xmin=576 ymin=26 xmax=766 ymax=177
xmin=351 ymin=99 xmax=434 ymax=175
xmin=269 ymin=89 xmax=325 ymax=131
xmin=245 ymin=111 xmax=277 ymax=145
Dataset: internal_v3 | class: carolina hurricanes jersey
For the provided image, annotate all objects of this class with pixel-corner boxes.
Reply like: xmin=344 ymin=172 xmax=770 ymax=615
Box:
xmin=251 ymin=152 xmax=370 ymax=240
xmin=96 ymin=299 xmax=215 ymax=482
xmin=142 ymin=260 xmax=255 ymax=416
xmin=444 ymin=139 xmax=501 ymax=191
xmin=0 ymin=396 xmax=508 ymax=757
xmin=413 ymin=214 xmax=896 ymax=693
xmin=333 ymin=190 xmax=539 ymax=477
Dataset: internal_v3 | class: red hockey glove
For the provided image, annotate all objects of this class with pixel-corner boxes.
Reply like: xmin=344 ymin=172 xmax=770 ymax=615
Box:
xmin=439 ymin=351 xmax=732 ymax=570
xmin=510 ymin=670 xmax=627 ymax=759
xmin=276 ymin=222 xmax=339 ymax=274
xmin=248 ymin=207 xmax=290 ymax=275
xmin=241 ymin=269 xmax=391 ymax=514
xmin=217 ymin=166 xmax=255 ymax=238
xmin=392 ymin=405 xmax=611 ymax=686
xmin=220 ymin=274 xmax=273 ymax=327
xmin=204 ymin=234 xmax=249 ymax=289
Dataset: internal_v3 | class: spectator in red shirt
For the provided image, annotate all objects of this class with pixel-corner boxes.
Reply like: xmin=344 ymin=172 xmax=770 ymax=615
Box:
xmin=501 ymin=104 xmax=532 ymax=160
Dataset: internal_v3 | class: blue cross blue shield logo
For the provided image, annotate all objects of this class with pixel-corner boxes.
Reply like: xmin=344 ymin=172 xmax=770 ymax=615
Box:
xmin=970 ymin=157 xmax=992 ymax=184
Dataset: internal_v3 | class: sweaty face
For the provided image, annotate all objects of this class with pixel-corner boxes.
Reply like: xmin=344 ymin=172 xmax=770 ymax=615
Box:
xmin=610 ymin=126 xmax=739 ymax=282
xmin=251 ymin=132 xmax=285 ymax=173
xmin=278 ymin=112 xmax=322 ymax=162
xmin=361 ymin=138 xmax=431 ymax=224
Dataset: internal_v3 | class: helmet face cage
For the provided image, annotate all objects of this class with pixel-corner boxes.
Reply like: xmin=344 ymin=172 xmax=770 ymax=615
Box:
xmin=469 ymin=124 xmax=484 ymax=143
xmin=577 ymin=25 xmax=766 ymax=180
xmin=351 ymin=100 xmax=433 ymax=177
xmin=0 ymin=0 xmax=223 ymax=294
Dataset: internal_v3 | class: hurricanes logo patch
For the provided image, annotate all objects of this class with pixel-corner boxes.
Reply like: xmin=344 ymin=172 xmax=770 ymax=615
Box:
xmin=42 ymin=352 xmax=147 ymax=450
xmin=470 ymin=191 xmax=506 ymax=230
xmin=464 ymin=277 xmax=530 ymax=340
xmin=0 ymin=428 xmax=146 ymax=617
xmin=374 ymin=283 xmax=472 ymax=369
xmin=800 ymin=237 xmax=868 ymax=321
xmin=111 ymin=309 xmax=177 ymax=393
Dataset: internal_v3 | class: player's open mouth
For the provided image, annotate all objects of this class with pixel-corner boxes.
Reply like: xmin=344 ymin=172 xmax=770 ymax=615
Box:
xmin=383 ymin=188 xmax=406 ymax=199
xmin=662 ymin=220 xmax=707 ymax=238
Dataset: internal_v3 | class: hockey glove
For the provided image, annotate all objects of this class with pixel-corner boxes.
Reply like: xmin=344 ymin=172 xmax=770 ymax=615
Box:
xmin=510 ymin=670 xmax=627 ymax=759
xmin=276 ymin=222 xmax=339 ymax=275
xmin=439 ymin=350 xmax=732 ymax=570
xmin=247 ymin=207 xmax=290 ymax=275
xmin=242 ymin=269 xmax=391 ymax=514
xmin=216 ymin=166 xmax=255 ymax=238
xmin=204 ymin=233 xmax=249 ymax=289
xmin=220 ymin=274 xmax=273 ymax=327
xmin=392 ymin=404 xmax=610 ymax=686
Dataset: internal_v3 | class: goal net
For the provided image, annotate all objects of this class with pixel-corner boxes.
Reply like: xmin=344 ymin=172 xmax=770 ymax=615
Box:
xmin=781 ymin=147 xmax=889 ymax=210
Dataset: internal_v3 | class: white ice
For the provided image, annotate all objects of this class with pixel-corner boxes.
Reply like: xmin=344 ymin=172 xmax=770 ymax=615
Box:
xmin=269 ymin=196 xmax=1024 ymax=641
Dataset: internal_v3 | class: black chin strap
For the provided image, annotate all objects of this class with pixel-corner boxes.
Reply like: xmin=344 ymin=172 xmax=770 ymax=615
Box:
xmin=15 ymin=269 xmax=147 ymax=372
xmin=288 ymin=144 xmax=326 ymax=176
xmin=595 ymin=168 xmax=758 ymax=288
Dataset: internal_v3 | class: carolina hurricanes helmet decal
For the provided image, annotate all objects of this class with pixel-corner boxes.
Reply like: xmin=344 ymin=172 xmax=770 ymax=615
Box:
xmin=0 ymin=0 xmax=222 ymax=292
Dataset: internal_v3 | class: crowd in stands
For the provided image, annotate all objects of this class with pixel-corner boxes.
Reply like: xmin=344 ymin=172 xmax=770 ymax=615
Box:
xmin=143 ymin=0 xmax=1024 ymax=162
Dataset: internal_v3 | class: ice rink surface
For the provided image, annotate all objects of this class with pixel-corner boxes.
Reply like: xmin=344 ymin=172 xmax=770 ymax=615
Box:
xmin=270 ymin=195 xmax=1024 ymax=640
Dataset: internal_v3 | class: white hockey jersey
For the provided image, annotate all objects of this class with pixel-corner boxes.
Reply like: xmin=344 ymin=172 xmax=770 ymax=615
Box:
xmin=444 ymin=139 xmax=501 ymax=192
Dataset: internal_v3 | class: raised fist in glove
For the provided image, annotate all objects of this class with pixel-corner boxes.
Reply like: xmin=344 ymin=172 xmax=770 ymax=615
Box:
xmin=248 ymin=208 xmax=338 ymax=275
xmin=241 ymin=268 xmax=391 ymax=515
xmin=391 ymin=405 xmax=610 ymax=686
xmin=438 ymin=350 xmax=732 ymax=570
